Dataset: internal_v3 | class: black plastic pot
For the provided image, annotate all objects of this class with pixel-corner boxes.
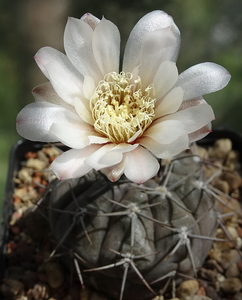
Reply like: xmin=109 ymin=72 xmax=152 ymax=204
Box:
xmin=0 ymin=128 xmax=242 ymax=293
xmin=0 ymin=140 xmax=48 ymax=279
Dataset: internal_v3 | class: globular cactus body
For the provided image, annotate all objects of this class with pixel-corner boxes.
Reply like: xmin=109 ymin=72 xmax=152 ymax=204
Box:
xmin=48 ymin=153 xmax=218 ymax=300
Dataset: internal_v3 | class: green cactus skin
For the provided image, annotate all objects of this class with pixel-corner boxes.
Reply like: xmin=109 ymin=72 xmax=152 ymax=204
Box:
xmin=48 ymin=153 xmax=218 ymax=300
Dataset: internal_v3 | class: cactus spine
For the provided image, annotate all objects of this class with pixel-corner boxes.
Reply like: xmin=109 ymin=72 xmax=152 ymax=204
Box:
xmin=47 ymin=147 xmax=226 ymax=300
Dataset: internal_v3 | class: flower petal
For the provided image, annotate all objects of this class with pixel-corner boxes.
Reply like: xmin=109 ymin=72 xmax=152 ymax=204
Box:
xmin=139 ymin=134 xmax=189 ymax=159
xmin=111 ymin=143 xmax=139 ymax=153
xmin=82 ymin=76 xmax=96 ymax=99
xmin=123 ymin=146 xmax=160 ymax=183
xmin=178 ymin=97 xmax=205 ymax=111
xmin=16 ymin=102 xmax=79 ymax=142
xmin=123 ymin=10 xmax=180 ymax=72
xmin=74 ymin=96 xmax=94 ymax=125
xmin=50 ymin=120 xmax=96 ymax=149
xmin=176 ymin=62 xmax=231 ymax=101
xmin=92 ymin=17 xmax=120 ymax=75
xmin=101 ymin=162 xmax=125 ymax=182
xmin=161 ymin=102 xmax=214 ymax=134
xmin=88 ymin=136 xmax=110 ymax=144
xmin=80 ymin=13 xmax=100 ymax=30
xmin=188 ymin=123 xmax=212 ymax=143
xmin=51 ymin=145 xmax=101 ymax=180
xmin=32 ymin=82 xmax=75 ymax=112
xmin=64 ymin=17 xmax=102 ymax=81
xmin=153 ymin=61 xmax=178 ymax=100
xmin=155 ymin=87 xmax=183 ymax=119
xmin=35 ymin=47 xmax=84 ymax=105
xmin=99 ymin=147 xmax=130 ymax=166
xmin=143 ymin=119 xmax=185 ymax=144
xmin=85 ymin=144 xmax=120 ymax=170
xmin=139 ymin=28 xmax=179 ymax=86
xmin=85 ymin=143 xmax=138 ymax=171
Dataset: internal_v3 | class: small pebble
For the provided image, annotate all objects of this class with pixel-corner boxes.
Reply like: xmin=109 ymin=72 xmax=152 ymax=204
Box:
xmin=208 ymin=248 xmax=222 ymax=262
xmin=18 ymin=167 xmax=33 ymax=184
xmin=213 ymin=179 xmax=229 ymax=194
xmin=10 ymin=211 xmax=22 ymax=225
xmin=204 ymin=259 xmax=224 ymax=273
xmin=37 ymin=150 xmax=49 ymax=166
xmin=44 ymin=262 xmax=64 ymax=289
xmin=151 ymin=296 xmax=164 ymax=300
xmin=44 ymin=146 xmax=61 ymax=158
xmin=220 ymin=249 xmax=241 ymax=270
xmin=231 ymin=188 xmax=240 ymax=199
xmin=217 ymin=273 xmax=225 ymax=283
xmin=198 ymin=268 xmax=217 ymax=282
xmin=221 ymin=171 xmax=242 ymax=192
xmin=225 ymin=150 xmax=240 ymax=170
xmin=176 ymin=279 xmax=199 ymax=298
xmin=220 ymin=277 xmax=242 ymax=293
xmin=80 ymin=287 xmax=91 ymax=300
xmin=80 ymin=286 xmax=108 ymax=300
xmin=227 ymin=226 xmax=239 ymax=240
xmin=25 ymin=151 xmax=37 ymax=159
xmin=1 ymin=278 xmax=24 ymax=298
xmin=26 ymin=158 xmax=47 ymax=170
xmin=209 ymin=139 xmax=232 ymax=159
xmin=196 ymin=145 xmax=209 ymax=160
xmin=196 ymin=286 xmax=206 ymax=296
xmin=205 ymin=285 xmax=221 ymax=300
xmin=237 ymin=227 xmax=242 ymax=238
xmin=225 ymin=263 xmax=240 ymax=278
xmin=32 ymin=175 xmax=42 ymax=188
xmin=217 ymin=197 xmax=242 ymax=218
xmin=233 ymin=292 xmax=242 ymax=300
xmin=31 ymin=282 xmax=50 ymax=300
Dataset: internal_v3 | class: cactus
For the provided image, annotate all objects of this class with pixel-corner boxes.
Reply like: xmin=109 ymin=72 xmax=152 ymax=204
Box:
xmin=47 ymin=147 xmax=224 ymax=300
xmin=8 ymin=7 xmax=234 ymax=299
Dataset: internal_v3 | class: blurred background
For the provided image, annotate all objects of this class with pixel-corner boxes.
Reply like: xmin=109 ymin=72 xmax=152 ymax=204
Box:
xmin=0 ymin=0 xmax=241 ymax=204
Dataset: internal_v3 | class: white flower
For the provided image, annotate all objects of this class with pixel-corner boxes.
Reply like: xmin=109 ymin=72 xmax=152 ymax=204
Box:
xmin=16 ymin=11 xmax=231 ymax=183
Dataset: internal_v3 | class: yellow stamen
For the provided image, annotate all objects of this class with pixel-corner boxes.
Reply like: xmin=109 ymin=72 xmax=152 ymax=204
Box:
xmin=90 ymin=72 xmax=156 ymax=143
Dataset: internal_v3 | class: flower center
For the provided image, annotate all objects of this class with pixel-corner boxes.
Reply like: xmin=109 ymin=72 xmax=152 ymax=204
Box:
xmin=90 ymin=72 xmax=156 ymax=143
